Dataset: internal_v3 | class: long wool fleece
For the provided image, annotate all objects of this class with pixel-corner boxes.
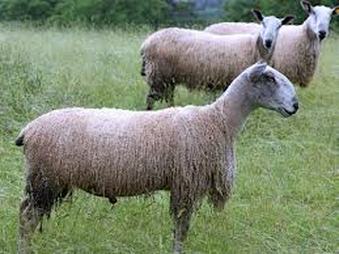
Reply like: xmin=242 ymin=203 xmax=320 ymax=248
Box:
xmin=18 ymin=95 xmax=245 ymax=211
xmin=141 ymin=27 xmax=265 ymax=91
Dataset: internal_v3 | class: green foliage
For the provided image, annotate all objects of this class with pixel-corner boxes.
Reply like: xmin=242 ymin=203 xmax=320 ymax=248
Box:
xmin=51 ymin=0 xmax=170 ymax=26
xmin=0 ymin=0 xmax=171 ymax=26
xmin=224 ymin=0 xmax=339 ymax=27
xmin=0 ymin=0 xmax=338 ymax=27
xmin=0 ymin=0 xmax=57 ymax=20
xmin=168 ymin=1 xmax=197 ymax=25
xmin=225 ymin=0 xmax=259 ymax=22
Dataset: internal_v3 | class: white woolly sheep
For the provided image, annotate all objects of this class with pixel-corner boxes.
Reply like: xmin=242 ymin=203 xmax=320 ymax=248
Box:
xmin=204 ymin=1 xmax=339 ymax=87
xmin=16 ymin=62 xmax=298 ymax=254
xmin=141 ymin=10 xmax=294 ymax=110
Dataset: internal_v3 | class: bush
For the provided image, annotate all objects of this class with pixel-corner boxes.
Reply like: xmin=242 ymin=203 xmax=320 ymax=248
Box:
xmin=0 ymin=0 xmax=57 ymax=21
xmin=0 ymin=0 xmax=337 ymax=28
xmin=51 ymin=0 xmax=170 ymax=27
xmin=0 ymin=0 xmax=171 ymax=27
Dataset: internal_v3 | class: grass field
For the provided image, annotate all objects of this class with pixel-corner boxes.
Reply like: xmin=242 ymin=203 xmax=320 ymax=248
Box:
xmin=0 ymin=25 xmax=338 ymax=254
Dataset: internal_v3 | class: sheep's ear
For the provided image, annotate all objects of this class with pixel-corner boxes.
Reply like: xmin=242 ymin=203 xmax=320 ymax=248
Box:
xmin=332 ymin=6 xmax=339 ymax=16
xmin=252 ymin=9 xmax=264 ymax=22
xmin=300 ymin=0 xmax=313 ymax=14
xmin=248 ymin=62 xmax=267 ymax=82
xmin=281 ymin=15 xmax=295 ymax=25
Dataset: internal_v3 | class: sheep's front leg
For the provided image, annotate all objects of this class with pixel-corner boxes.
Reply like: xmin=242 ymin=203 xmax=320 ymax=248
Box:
xmin=146 ymin=80 xmax=173 ymax=110
xmin=172 ymin=207 xmax=193 ymax=254
xmin=170 ymin=190 xmax=195 ymax=254
xmin=146 ymin=90 xmax=162 ymax=110
xmin=165 ymin=84 xmax=175 ymax=108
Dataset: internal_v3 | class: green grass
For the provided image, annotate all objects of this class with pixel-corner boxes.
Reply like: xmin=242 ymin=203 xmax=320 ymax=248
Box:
xmin=0 ymin=24 xmax=338 ymax=254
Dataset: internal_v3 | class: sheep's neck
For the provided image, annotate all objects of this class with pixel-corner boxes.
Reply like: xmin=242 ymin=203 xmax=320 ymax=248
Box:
xmin=299 ymin=20 xmax=321 ymax=83
xmin=303 ymin=19 xmax=321 ymax=58
xmin=256 ymin=34 xmax=272 ymax=62
xmin=210 ymin=79 xmax=254 ymax=138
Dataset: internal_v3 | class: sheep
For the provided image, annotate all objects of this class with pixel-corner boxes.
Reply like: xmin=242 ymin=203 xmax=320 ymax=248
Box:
xmin=204 ymin=1 xmax=339 ymax=87
xmin=205 ymin=22 xmax=259 ymax=35
xmin=141 ymin=10 xmax=294 ymax=110
xmin=16 ymin=62 xmax=299 ymax=254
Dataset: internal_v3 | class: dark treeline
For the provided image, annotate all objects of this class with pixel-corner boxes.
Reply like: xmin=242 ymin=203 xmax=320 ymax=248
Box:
xmin=0 ymin=0 xmax=337 ymax=28
xmin=0 ymin=0 xmax=196 ymax=27
xmin=225 ymin=0 xmax=338 ymax=26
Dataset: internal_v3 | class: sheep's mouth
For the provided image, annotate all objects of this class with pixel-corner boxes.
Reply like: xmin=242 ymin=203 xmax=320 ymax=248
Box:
xmin=279 ymin=108 xmax=296 ymax=118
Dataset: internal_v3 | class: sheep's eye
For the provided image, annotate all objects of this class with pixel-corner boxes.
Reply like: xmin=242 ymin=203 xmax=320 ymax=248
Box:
xmin=266 ymin=75 xmax=275 ymax=83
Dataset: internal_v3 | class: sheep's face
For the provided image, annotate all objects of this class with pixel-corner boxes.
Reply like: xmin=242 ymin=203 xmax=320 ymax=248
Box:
xmin=248 ymin=63 xmax=298 ymax=118
xmin=301 ymin=0 xmax=339 ymax=41
xmin=252 ymin=10 xmax=294 ymax=51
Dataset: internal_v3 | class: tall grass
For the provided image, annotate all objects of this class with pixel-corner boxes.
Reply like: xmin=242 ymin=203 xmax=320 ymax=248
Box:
xmin=0 ymin=25 xmax=338 ymax=253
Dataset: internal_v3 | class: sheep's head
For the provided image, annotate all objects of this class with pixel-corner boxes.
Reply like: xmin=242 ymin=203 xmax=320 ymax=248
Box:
xmin=301 ymin=0 xmax=339 ymax=41
xmin=247 ymin=62 xmax=298 ymax=118
xmin=252 ymin=9 xmax=294 ymax=51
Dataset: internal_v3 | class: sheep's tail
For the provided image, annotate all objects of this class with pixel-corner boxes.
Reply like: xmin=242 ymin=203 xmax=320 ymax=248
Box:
xmin=141 ymin=59 xmax=146 ymax=76
xmin=15 ymin=128 xmax=26 ymax=146
xmin=140 ymin=47 xmax=146 ymax=76
xmin=140 ymin=56 xmax=146 ymax=77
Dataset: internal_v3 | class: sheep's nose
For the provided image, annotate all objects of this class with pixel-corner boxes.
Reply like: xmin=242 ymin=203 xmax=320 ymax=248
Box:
xmin=293 ymin=102 xmax=299 ymax=112
xmin=265 ymin=39 xmax=272 ymax=48
xmin=319 ymin=30 xmax=326 ymax=40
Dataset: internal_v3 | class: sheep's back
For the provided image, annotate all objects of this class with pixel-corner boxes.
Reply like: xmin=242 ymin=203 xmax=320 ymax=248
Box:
xmin=204 ymin=22 xmax=260 ymax=35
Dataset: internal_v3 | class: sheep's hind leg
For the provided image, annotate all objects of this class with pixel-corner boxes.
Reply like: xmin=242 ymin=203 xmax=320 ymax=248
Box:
xmin=18 ymin=174 xmax=70 ymax=254
xmin=18 ymin=197 xmax=43 ymax=254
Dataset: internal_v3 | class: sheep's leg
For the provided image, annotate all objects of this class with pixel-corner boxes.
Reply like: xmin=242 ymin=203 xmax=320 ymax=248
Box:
xmin=18 ymin=197 xmax=42 ymax=254
xmin=170 ymin=192 xmax=194 ymax=254
xmin=18 ymin=170 xmax=70 ymax=254
xmin=146 ymin=90 xmax=162 ymax=110
xmin=165 ymin=84 xmax=175 ymax=108
xmin=172 ymin=207 xmax=193 ymax=254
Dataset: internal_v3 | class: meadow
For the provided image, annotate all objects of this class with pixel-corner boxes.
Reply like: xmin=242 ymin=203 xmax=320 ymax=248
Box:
xmin=0 ymin=25 xmax=338 ymax=254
